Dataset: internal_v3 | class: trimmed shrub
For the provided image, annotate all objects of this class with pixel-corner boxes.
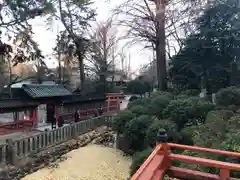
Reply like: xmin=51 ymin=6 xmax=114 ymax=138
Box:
xmin=216 ymin=86 xmax=240 ymax=106
xmin=107 ymin=85 xmax=121 ymax=93
xmin=147 ymin=95 xmax=172 ymax=118
xmin=145 ymin=119 xmax=179 ymax=147
xmin=192 ymin=110 xmax=233 ymax=148
xmin=181 ymin=111 xmax=240 ymax=177
xmin=226 ymin=114 xmax=240 ymax=132
xmin=129 ymin=105 xmax=148 ymax=116
xmin=151 ymin=91 xmax=173 ymax=99
xmin=175 ymin=89 xmax=200 ymax=99
xmin=178 ymin=89 xmax=200 ymax=96
xmin=163 ymin=97 xmax=214 ymax=130
xmin=127 ymin=79 xmax=148 ymax=95
xmin=123 ymin=115 xmax=153 ymax=153
xmin=130 ymin=148 xmax=152 ymax=176
xmin=127 ymin=98 xmax=150 ymax=109
xmin=180 ymin=126 xmax=197 ymax=145
xmin=113 ymin=110 xmax=136 ymax=134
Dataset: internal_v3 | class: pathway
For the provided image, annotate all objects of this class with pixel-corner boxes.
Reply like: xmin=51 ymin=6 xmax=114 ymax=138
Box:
xmin=19 ymin=97 xmax=131 ymax=179
xmin=22 ymin=144 xmax=132 ymax=180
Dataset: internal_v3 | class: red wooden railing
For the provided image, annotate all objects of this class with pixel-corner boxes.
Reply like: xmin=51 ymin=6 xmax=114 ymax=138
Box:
xmin=0 ymin=93 xmax=122 ymax=135
xmin=131 ymin=143 xmax=240 ymax=180
xmin=61 ymin=105 xmax=119 ymax=120
xmin=0 ymin=120 xmax=33 ymax=135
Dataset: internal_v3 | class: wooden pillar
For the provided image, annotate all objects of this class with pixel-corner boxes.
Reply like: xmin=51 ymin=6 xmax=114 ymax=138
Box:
xmin=60 ymin=104 xmax=64 ymax=116
xmin=107 ymin=96 xmax=110 ymax=112
xmin=117 ymin=96 xmax=120 ymax=111
xmin=32 ymin=108 xmax=38 ymax=128
xmin=55 ymin=105 xmax=60 ymax=122
xmin=13 ymin=112 xmax=18 ymax=121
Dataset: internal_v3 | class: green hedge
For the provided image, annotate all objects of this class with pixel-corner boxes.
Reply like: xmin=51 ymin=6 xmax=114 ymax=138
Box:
xmin=123 ymin=115 xmax=153 ymax=153
xmin=130 ymin=148 xmax=152 ymax=176
xmin=145 ymin=119 xmax=179 ymax=147
xmin=216 ymin=86 xmax=240 ymax=106
xmin=163 ymin=97 xmax=214 ymax=130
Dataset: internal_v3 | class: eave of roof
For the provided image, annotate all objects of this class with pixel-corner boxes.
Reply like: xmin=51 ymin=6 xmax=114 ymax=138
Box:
xmin=22 ymin=84 xmax=72 ymax=98
xmin=0 ymin=99 xmax=40 ymax=109
xmin=60 ymin=94 xmax=106 ymax=104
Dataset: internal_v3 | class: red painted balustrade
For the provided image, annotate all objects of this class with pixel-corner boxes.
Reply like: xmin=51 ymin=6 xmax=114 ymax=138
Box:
xmin=0 ymin=93 xmax=122 ymax=135
xmin=0 ymin=120 xmax=34 ymax=135
xmin=131 ymin=143 xmax=240 ymax=180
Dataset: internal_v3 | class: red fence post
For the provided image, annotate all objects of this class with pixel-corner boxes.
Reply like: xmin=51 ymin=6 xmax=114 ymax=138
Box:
xmin=220 ymin=169 xmax=230 ymax=180
xmin=107 ymin=97 xmax=110 ymax=112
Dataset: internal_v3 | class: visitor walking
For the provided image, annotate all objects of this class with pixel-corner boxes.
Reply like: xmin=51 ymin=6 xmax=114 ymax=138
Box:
xmin=74 ymin=109 xmax=80 ymax=123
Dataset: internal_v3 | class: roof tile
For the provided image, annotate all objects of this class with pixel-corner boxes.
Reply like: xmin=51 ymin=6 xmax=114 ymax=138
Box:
xmin=22 ymin=84 xmax=72 ymax=98
xmin=0 ymin=99 xmax=39 ymax=109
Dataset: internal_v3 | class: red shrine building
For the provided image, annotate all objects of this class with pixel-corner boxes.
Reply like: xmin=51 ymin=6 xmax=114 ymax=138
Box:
xmin=0 ymin=82 xmax=121 ymax=135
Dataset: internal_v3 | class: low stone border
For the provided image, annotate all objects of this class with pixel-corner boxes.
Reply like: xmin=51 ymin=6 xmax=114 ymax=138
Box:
xmin=0 ymin=126 xmax=114 ymax=180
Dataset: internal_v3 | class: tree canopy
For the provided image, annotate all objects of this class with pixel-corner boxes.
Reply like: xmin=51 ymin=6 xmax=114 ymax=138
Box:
xmin=169 ymin=0 xmax=240 ymax=93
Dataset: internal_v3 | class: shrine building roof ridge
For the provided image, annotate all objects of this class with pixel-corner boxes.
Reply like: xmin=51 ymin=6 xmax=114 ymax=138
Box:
xmin=21 ymin=84 xmax=72 ymax=98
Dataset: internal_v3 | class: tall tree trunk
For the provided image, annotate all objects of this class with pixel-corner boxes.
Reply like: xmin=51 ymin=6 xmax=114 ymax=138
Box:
xmin=58 ymin=52 xmax=62 ymax=83
xmin=78 ymin=52 xmax=85 ymax=88
xmin=36 ymin=60 xmax=42 ymax=84
xmin=155 ymin=0 xmax=167 ymax=90
xmin=7 ymin=57 xmax=18 ymax=121
xmin=75 ymin=38 xmax=85 ymax=89
xmin=100 ymin=73 xmax=106 ymax=94
xmin=7 ymin=57 xmax=12 ymax=98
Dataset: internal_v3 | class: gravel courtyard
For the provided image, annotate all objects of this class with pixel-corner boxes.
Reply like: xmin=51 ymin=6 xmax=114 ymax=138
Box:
xmin=22 ymin=144 xmax=131 ymax=180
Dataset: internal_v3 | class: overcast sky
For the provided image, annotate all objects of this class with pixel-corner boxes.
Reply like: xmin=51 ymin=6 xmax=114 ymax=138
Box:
xmin=30 ymin=0 xmax=152 ymax=74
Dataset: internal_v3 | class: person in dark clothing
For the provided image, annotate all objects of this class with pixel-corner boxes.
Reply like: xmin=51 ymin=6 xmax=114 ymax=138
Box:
xmin=58 ymin=116 xmax=64 ymax=127
xmin=52 ymin=117 xmax=56 ymax=129
xmin=98 ymin=108 xmax=103 ymax=116
xmin=94 ymin=110 xmax=98 ymax=117
xmin=74 ymin=109 xmax=80 ymax=123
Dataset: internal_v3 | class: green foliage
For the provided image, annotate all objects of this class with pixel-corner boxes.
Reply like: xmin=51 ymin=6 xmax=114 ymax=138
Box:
xmin=179 ymin=126 xmax=197 ymax=145
xmin=220 ymin=132 xmax=240 ymax=152
xmin=113 ymin=110 xmax=136 ymax=134
xmin=190 ymin=110 xmax=240 ymax=176
xmin=107 ymin=85 xmax=122 ymax=93
xmin=130 ymin=148 xmax=152 ymax=176
xmin=147 ymin=95 xmax=172 ymax=118
xmin=169 ymin=0 xmax=240 ymax=93
xmin=127 ymin=98 xmax=150 ymax=109
xmin=175 ymin=94 xmax=190 ymax=100
xmin=123 ymin=115 xmax=153 ymax=153
xmin=116 ymin=88 xmax=239 ymax=178
xmin=163 ymin=97 xmax=214 ymax=130
xmin=129 ymin=105 xmax=148 ymax=116
xmin=178 ymin=89 xmax=200 ymax=96
xmin=176 ymin=89 xmax=200 ymax=99
xmin=138 ymin=75 xmax=152 ymax=93
xmin=192 ymin=110 xmax=232 ymax=148
xmin=127 ymin=79 xmax=148 ymax=95
xmin=4 ymin=0 xmax=54 ymax=27
xmin=151 ymin=91 xmax=173 ymax=99
xmin=216 ymin=86 xmax=240 ymax=106
xmin=145 ymin=119 xmax=179 ymax=147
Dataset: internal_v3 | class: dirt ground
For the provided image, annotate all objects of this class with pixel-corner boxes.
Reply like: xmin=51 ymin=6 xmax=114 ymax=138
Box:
xmin=22 ymin=144 xmax=132 ymax=180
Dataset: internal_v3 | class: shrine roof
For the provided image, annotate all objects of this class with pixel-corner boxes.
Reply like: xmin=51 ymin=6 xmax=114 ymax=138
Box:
xmin=22 ymin=84 xmax=72 ymax=98
xmin=0 ymin=99 xmax=40 ymax=111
